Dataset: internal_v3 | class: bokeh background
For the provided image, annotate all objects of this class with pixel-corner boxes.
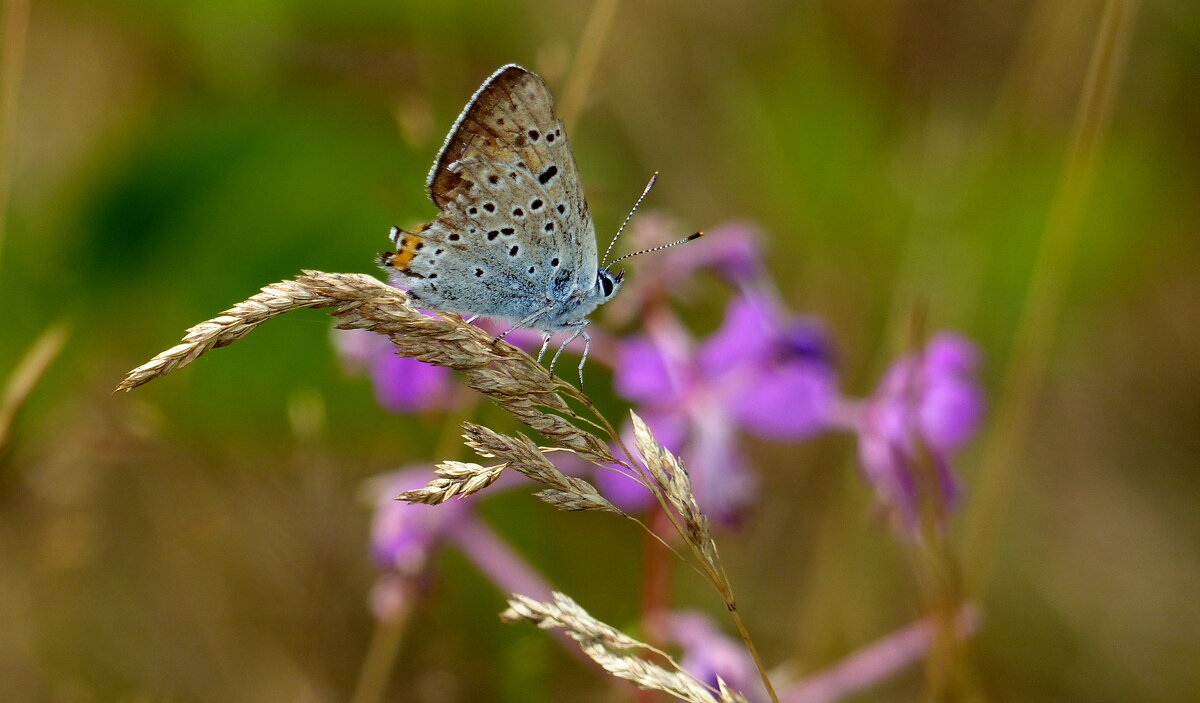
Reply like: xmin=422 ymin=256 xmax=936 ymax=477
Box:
xmin=2 ymin=0 xmax=1198 ymax=701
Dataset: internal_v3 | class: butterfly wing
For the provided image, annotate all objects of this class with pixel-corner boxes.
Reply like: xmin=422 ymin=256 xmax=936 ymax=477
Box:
xmin=386 ymin=65 xmax=598 ymax=324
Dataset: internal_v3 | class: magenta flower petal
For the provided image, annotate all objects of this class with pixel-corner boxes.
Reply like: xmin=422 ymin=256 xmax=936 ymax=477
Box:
xmin=612 ymin=291 xmax=840 ymax=523
xmin=686 ymin=413 xmax=758 ymax=525
xmin=369 ymin=468 xmax=471 ymax=574
xmin=697 ymin=293 xmax=777 ymax=374
xmin=735 ymin=364 xmax=836 ymax=439
xmin=924 ymin=333 xmax=979 ymax=375
xmin=918 ymin=334 xmax=984 ymax=450
xmin=334 ymin=328 xmax=455 ymax=414
xmin=856 ymin=420 xmax=920 ymax=526
xmin=594 ymin=467 xmax=656 ymax=513
xmin=370 ymin=353 xmax=454 ymax=414
xmin=615 ymin=335 xmax=680 ymax=404
xmin=665 ymin=219 xmax=766 ymax=285
xmin=853 ymin=333 xmax=984 ymax=531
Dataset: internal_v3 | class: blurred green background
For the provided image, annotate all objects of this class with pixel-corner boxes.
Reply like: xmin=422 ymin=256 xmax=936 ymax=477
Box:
xmin=2 ymin=0 xmax=1198 ymax=701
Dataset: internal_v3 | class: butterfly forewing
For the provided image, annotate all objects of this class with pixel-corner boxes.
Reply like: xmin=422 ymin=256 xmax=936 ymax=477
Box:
xmin=412 ymin=66 xmax=597 ymax=306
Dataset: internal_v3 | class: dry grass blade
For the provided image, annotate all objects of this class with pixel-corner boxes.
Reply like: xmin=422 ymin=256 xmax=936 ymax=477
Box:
xmin=576 ymin=640 xmax=723 ymax=703
xmin=630 ymin=411 xmax=717 ymax=568
xmin=462 ymin=423 xmax=621 ymax=514
xmin=116 ymin=272 xmax=405 ymax=392
xmin=397 ymin=461 xmax=506 ymax=504
xmin=501 ymin=592 xmax=736 ymax=703
xmin=116 ymin=271 xmax=613 ymax=458
xmin=717 ymin=678 xmax=750 ymax=703
xmin=114 ymin=270 xmax=539 ymax=393
xmin=509 ymin=407 xmax=617 ymax=464
xmin=502 ymin=592 xmax=642 ymax=649
xmin=532 ymin=487 xmax=618 ymax=512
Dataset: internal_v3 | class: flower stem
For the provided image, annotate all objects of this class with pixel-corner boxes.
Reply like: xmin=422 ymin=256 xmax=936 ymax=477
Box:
xmin=350 ymin=584 xmax=414 ymax=703
xmin=640 ymin=506 xmax=672 ymax=642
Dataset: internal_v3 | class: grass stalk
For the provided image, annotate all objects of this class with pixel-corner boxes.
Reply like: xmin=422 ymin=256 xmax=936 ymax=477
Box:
xmin=0 ymin=322 xmax=69 ymax=457
xmin=559 ymin=0 xmax=621 ymax=130
xmin=962 ymin=0 xmax=1137 ymax=592
xmin=0 ymin=0 xmax=31 ymax=272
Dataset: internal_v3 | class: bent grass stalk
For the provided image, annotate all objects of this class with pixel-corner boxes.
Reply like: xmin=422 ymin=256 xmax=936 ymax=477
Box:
xmin=118 ymin=270 xmax=777 ymax=702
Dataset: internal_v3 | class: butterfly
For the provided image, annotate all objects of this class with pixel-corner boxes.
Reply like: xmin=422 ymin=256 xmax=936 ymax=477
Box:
xmin=379 ymin=64 xmax=700 ymax=383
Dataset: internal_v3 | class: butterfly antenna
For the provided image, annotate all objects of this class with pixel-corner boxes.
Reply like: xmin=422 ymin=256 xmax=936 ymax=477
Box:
xmin=601 ymin=171 xmax=659 ymax=267
xmin=604 ymin=231 xmax=705 ymax=268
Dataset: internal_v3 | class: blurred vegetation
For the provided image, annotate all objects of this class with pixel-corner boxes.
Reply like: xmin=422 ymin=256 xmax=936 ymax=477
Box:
xmin=1 ymin=0 xmax=1198 ymax=701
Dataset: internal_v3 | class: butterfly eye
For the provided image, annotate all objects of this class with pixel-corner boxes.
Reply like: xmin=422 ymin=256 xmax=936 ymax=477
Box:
xmin=600 ymin=273 xmax=614 ymax=297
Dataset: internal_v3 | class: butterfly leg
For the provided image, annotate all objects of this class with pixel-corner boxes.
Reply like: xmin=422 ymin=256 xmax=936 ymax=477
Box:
xmin=576 ymin=329 xmax=592 ymax=386
xmin=549 ymin=322 xmax=589 ymax=384
xmin=494 ymin=304 xmax=554 ymax=343
xmin=464 ymin=315 xmax=480 ymax=324
xmin=535 ymin=333 xmax=552 ymax=364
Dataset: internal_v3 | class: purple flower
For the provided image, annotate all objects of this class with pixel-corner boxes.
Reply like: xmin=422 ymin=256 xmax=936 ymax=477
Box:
xmin=779 ymin=604 xmax=980 ymax=703
xmin=853 ymin=334 xmax=984 ymax=531
xmin=603 ymin=218 xmax=768 ymax=326
xmin=368 ymin=467 xmax=471 ymax=575
xmin=699 ymin=293 xmax=836 ymax=439
xmin=630 ymin=216 xmax=765 ymax=287
xmin=609 ymin=291 xmax=837 ymax=522
xmin=656 ymin=219 xmax=765 ymax=286
xmin=664 ymin=605 xmax=984 ymax=703
xmin=365 ymin=466 xmax=557 ymax=623
xmin=334 ymin=329 xmax=455 ymax=413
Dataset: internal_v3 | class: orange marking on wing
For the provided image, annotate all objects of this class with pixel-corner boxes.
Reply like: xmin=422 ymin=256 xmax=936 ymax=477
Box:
xmin=391 ymin=234 xmax=424 ymax=269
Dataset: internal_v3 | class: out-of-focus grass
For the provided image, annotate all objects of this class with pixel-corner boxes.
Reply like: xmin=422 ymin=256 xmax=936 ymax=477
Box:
xmin=2 ymin=1 xmax=1198 ymax=701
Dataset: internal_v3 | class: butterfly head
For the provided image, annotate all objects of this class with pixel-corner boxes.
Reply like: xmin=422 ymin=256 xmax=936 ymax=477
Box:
xmin=597 ymin=268 xmax=624 ymax=301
